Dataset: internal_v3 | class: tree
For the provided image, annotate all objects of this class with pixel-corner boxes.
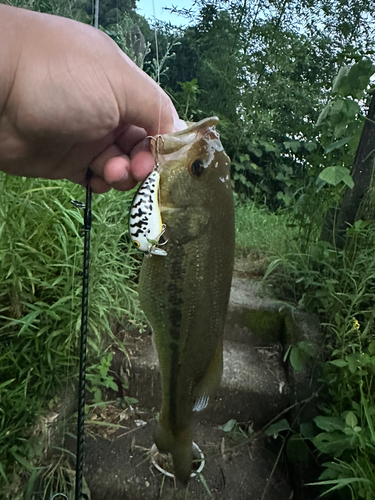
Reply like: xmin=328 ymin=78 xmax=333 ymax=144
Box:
xmin=156 ymin=0 xmax=375 ymax=206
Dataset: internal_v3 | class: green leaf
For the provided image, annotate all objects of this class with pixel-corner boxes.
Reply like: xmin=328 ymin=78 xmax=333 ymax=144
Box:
xmin=345 ymin=411 xmax=358 ymax=428
xmin=347 ymin=59 xmax=375 ymax=98
xmin=332 ymin=59 xmax=375 ymax=98
xmin=313 ymin=432 xmax=354 ymax=457
xmin=239 ymin=154 xmax=249 ymax=163
xmin=318 ymin=166 xmax=354 ymax=188
xmin=298 ymin=340 xmax=314 ymax=354
xmin=124 ymin=396 xmax=138 ymax=405
xmin=346 ymin=354 xmax=357 ymax=374
xmin=332 ymin=66 xmax=350 ymax=95
xmin=219 ymin=419 xmax=237 ymax=433
xmin=308 ymin=477 xmax=372 ymax=496
xmin=107 ymin=380 xmax=118 ymax=391
xmin=248 ymin=146 xmax=262 ymax=157
xmin=290 ymin=346 xmax=308 ymax=371
xmin=305 ymin=141 xmax=317 ymax=152
xmin=11 ymin=452 xmax=34 ymax=471
xmin=316 ymin=102 xmax=331 ymax=126
xmin=0 ymin=379 xmax=15 ymax=390
xmin=330 ymin=359 xmax=348 ymax=368
xmin=0 ymin=462 xmax=8 ymax=484
xmin=314 ymin=416 xmax=344 ymax=432
xmin=343 ymin=98 xmax=360 ymax=117
xmin=283 ymin=141 xmax=300 ymax=153
xmin=264 ymin=419 xmax=290 ymax=437
xmin=196 ymin=472 xmax=213 ymax=497
xmin=368 ymin=340 xmax=375 ymax=355
xmin=325 ymin=137 xmax=351 ymax=153
xmin=300 ymin=422 xmax=315 ymax=439
xmin=330 ymin=98 xmax=345 ymax=115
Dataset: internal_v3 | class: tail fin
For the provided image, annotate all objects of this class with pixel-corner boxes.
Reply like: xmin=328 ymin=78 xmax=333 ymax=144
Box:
xmin=154 ymin=420 xmax=193 ymax=485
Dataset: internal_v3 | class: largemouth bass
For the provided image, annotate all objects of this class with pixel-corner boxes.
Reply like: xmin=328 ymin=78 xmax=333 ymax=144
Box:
xmin=138 ymin=116 xmax=235 ymax=484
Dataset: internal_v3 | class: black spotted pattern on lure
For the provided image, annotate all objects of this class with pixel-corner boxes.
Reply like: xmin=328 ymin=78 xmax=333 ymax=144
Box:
xmin=129 ymin=171 xmax=167 ymax=256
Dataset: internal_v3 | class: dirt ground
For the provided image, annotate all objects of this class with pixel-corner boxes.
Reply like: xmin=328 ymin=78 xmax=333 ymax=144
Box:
xmin=79 ymin=401 xmax=293 ymax=500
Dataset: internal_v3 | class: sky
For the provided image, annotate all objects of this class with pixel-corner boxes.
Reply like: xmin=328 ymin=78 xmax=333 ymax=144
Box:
xmin=136 ymin=0 xmax=196 ymax=26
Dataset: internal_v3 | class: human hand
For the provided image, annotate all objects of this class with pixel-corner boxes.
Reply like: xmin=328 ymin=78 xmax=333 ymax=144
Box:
xmin=0 ymin=5 xmax=185 ymax=193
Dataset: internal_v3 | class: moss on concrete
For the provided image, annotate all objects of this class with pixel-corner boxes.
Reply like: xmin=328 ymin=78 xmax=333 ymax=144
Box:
xmin=243 ymin=309 xmax=285 ymax=344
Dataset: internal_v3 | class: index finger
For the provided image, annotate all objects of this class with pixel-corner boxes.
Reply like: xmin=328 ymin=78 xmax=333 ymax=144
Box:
xmin=114 ymin=52 xmax=178 ymax=136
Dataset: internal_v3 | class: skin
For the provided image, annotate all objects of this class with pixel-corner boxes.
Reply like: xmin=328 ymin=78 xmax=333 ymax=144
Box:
xmin=0 ymin=5 xmax=185 ymax=193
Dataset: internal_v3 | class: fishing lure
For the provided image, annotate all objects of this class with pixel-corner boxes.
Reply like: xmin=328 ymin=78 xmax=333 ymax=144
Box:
xmin=129 ymin=170 xmax=167 ymax=257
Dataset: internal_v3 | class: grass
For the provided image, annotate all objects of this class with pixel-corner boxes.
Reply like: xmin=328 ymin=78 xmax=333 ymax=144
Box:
xmin=0 ymin=193 xmax=297 ymax=497
xmin=235 ymin=198 xmax=375 ymax=499
xmin=235 ymin=201 xmax=297 ymax=257
xmin=2 ymin=180 xmax=375 ymax=499
xmin=0 ymin=174 xmax=144 ymax=499
xmin=234 ymin=201 xmax=300 ymax=279
xmin=259 ymin=209 xmax=375 ymax=499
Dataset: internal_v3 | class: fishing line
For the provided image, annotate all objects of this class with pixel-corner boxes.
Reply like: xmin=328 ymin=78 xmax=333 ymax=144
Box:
xmin=94 ymin=0 xmax=99 ymax=28
xmin=152 ymin=0 xmax=162 ymax=136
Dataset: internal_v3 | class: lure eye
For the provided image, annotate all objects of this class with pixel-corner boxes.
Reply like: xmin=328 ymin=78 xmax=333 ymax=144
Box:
xmin=134 ymin=241 xmax=140 ymax=248
xmin=190 ymin=159 xmax=205 ymax=178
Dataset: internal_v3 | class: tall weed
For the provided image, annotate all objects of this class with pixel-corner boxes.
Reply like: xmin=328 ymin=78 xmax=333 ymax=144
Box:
xmin=0 ymin=174 xmax=142 ymax=497
xmin=265 ymin=207 xmax=375 ymax=499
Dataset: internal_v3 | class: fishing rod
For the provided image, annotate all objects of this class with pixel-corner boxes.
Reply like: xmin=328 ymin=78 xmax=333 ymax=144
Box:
xmin=51 ymin=176 xmax=91 ymax=500
xmin=52 ymin=1 xmax=98 ymax=494
xmin=72 ymin=4 xmax=99 ymax=498
xmin=73 ymin=175 xmax=92 ymax=500
xmin=73 ymin=2 xmax=98 ymax=497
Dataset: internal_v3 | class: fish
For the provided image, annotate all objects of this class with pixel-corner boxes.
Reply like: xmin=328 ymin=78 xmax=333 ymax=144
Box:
xmin=137 ymin=116 xmax=235 ymax=484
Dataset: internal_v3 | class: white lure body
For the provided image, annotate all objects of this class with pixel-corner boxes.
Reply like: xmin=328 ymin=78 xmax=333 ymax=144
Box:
xmin=129 ymin=171 xmax=167 ymax=257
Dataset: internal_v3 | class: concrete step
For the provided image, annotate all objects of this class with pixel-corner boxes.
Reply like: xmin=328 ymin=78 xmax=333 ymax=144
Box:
xmin=80 ymin=276 xmax=321 ymax=500
xmin=225 ymin=278 xmax=321 ymax=348
xmin=128 ymin=334 xmax=290 ymax=426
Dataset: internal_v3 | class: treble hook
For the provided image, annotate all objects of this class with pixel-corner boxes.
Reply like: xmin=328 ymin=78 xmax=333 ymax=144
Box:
xmin=50 ymin=494 xmax=69 ymax=500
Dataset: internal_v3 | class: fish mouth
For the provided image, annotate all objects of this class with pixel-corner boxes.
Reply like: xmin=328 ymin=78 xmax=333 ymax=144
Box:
xmin=151 ymin=117 xmax=220 ymax=158
xmin=173 ymin=116 xmax=219 ymax=137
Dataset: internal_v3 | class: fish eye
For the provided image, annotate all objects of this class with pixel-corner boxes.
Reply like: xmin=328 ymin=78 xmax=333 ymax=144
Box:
xmin=190 ymin=159 xmax=205 ymax=178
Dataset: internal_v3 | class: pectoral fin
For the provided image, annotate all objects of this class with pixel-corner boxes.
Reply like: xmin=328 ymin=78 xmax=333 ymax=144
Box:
xmin=193 ymin=391 xmax=209 ymax=412
xmin=192 ymin=342 xmax=223 ymax=412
